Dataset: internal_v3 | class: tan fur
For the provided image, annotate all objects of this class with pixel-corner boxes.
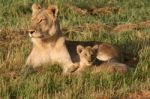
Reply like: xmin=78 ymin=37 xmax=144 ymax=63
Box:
xmin=25 ymin=4 xmax=77 ymax=74
xmin=23 ymin=4 xmax=122 ymax=74
xmin=91 ymin=62 xmax=129 ymax=74
xmin=77 ymin=45 xmax=98 ymax=66
xmin=74 ymin=45 xmax=98 ymax=74
xmin=97 ymin=43 xmax=120 ymax=61
xmin=75 ymin=45 xmax=129 ymax=74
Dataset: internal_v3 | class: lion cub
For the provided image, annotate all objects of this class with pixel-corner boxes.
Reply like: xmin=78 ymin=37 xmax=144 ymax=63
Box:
xmin=92 ymin=62 xmax=129 ymax=74
xmin=74 ymin=45 xmax=98 ymax=73
xmin=75 ymin=45 xmax=129 ymax=74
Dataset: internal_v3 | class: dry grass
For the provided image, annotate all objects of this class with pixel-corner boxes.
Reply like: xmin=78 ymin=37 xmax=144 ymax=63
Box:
xmin=0 ymin=0 xmax=150 ymax=98
xmin=65 ymin=4 xmax=87 ymax=15
xmin=128 ymin=91 xmax=150 ymax=99
xmin=112 ymin=20 xmax=150 ymax=33
xmin=89 ymin=6 xmax=121 ymax=15
xmin=65 ymin=4 xmax=121 ymax=15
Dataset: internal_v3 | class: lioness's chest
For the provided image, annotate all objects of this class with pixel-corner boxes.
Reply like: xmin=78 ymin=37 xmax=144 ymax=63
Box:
xmin=32 ymin=47 xmax=51 ymax=63
xmin=50 ymin=46 xmax=72 ymax=64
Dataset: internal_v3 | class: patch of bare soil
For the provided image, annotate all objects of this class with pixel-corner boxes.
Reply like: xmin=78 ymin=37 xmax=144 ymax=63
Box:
xmin=128 ymin=91 xmax=150 ymax=99
xmin=65 ymin=4 xmax=121 ymax=15
xmin=138 ymin=20 xmax=150 ymax=28
xmin=112 ymin=20 xmax=150 ymax=33
xmin=62 ymin=22 xmax=112 ymax=35
xmin=62 ymin=20 xmax=150 ymax=43
xmin=83 ymin=23 xmax=112 ymax=32
xmin=59 ymin=3 xmax=150 ymax=34
xmin=91 ymin=92 xmax=110 ymax=99
xmin=88 ymin=6 xmax=120 ymax=15
xmin=112 ymin=23 xmax=138 ymax=33
xmin=65 ymin=4 xmax=87 ymax=15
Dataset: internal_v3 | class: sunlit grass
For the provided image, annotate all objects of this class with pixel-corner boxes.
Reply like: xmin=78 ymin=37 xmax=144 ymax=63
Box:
xmin=0 ymin=0 xmax=150 ymax=98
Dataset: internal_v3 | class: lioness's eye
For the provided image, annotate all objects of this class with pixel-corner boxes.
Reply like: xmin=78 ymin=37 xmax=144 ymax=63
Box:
xmin=38 ymin=19 xmax=42 ymax=23
xmin=38 ymin=19 xmax=46 ymax=23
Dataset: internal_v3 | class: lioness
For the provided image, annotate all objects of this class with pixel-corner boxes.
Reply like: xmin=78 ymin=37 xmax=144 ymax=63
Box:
xmin=22 ymin=4 xmax=122 ymax=74
xmin=75 ymin=45 xmax=129 ymax=74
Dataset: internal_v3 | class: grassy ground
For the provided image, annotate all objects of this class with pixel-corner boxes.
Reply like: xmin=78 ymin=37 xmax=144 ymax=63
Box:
xmin=0 ymin=0 xmax=150 ymax=98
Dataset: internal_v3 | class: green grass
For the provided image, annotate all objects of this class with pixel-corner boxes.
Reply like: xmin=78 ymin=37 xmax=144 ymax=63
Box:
xmin=0 ymin=0 xmax=150 ymax=98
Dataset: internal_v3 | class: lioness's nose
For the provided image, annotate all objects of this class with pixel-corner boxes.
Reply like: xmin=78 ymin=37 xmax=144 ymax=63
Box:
xmin=28 ymin=30 xmax=35 ymax=34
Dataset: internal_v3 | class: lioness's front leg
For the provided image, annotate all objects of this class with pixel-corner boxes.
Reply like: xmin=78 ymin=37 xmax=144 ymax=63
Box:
xmin=50 ymin=44 xmax=79 ymax=74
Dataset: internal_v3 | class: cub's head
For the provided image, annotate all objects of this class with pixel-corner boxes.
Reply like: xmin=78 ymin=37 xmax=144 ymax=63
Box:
xmin=77 ymin=45 xmax=98 ymax=66
xmin=28 ymin=3 xmax=61 ymax=40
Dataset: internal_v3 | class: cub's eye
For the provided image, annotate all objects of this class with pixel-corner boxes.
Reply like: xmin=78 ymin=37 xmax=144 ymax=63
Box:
xmin=84 ymin=53 xmax=88 ymax=56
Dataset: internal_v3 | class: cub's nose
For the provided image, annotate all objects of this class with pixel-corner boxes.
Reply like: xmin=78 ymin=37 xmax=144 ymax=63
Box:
xmin=88 ymin=60 xmax=92 ymax=63
xmin=28 ymin=30 xmax=35 ymax=34
xmin=91 ymin=55 xmax=96 ymax=60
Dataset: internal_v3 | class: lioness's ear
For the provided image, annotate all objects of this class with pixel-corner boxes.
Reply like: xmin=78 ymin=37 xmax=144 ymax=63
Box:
xmin=77 ymin=45 xmax=84 ymax=55
xmin=47 ymin=5 xmax=58 ymax=18
xmin=32 ymin=3 xmax=41 ymax=13
xmin=92 ymin=45 xmax=99 ymax=51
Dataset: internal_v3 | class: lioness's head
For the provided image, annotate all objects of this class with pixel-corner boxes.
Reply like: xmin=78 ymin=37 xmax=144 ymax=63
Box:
xmin=28 ymin=3 xmax=61 ymax=40
xmin=77 ymin=45 xmax=98 ymax=66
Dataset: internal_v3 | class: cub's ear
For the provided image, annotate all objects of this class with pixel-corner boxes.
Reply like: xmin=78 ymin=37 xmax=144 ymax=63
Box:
xmin=77 ymin=45 xmax=84 ymax=55
xmin=47 ymin=5 xmax=58 ymax=18
xmin=92 ymin=45 xmax=99 ymax=51
xmin=32 ymin=3 xmax=41 ymax=13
